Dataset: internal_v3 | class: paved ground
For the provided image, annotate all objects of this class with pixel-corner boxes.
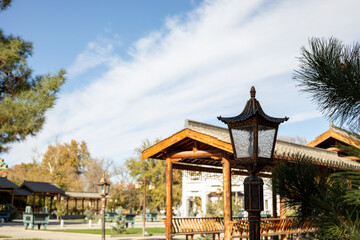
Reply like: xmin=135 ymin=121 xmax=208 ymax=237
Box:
xmin=0 ymin=220 xmax=168 ymax=240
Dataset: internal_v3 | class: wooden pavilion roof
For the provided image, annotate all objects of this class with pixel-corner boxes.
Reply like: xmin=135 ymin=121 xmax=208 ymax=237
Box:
xmin=20 ymin=181 xmax=65 ymax=194
xmin=142 ymin=120 xmax=360 ymax=172
xmin=64 ymin=191 xmax=102 ymax=199
xmin=0 ymin=177 xmax=18 ymax=189
xmin=307 ymin=121 xmax=360 ymax=161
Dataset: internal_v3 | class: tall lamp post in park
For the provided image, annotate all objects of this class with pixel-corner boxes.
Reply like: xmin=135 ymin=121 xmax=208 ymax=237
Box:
xmin=218 ymin=86 xmax=288 ymax=240
xmin=135 ymin=176 xmax=155 ymax=237
xmin=98 ymin=173 xmax=110 ymax=240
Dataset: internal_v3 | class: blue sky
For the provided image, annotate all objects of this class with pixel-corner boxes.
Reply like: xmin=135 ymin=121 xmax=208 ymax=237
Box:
xmin=1 ymin=0 xmax=360 ymax=166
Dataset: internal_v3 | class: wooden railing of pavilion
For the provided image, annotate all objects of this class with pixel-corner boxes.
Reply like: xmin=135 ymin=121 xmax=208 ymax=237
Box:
xmin=165 ymin=217 xmax=314 ymax=240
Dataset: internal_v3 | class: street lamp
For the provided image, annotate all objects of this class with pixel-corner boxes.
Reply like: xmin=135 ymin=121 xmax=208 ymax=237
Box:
xmin=218 ymin=86 xmax=288 ymax=240
xmin=97 ymin=173 xmax=110 ymax=240
xmin=135 ymin=176 xmax=155 ymax=237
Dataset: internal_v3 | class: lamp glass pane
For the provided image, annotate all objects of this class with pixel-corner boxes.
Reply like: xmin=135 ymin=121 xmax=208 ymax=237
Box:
xmin=258 ymin=125 xmax=276 ymax=158
xmin=231 ymin=126 xmax=254 ymax=158
xmin=98 ymin=185 xmax=104 ymax=195
xmin=105 ymin=185 xmax=110 ymax=195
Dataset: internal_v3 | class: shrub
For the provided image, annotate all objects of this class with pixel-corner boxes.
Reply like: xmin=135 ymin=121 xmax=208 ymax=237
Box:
xmin=5 ymin=204 xmax=18 ymax=221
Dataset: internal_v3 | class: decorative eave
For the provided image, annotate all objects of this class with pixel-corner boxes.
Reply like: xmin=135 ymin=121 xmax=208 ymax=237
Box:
xmin=142 ymin=120 xmax=360 ymax=172
xmin=217 ymin=86 xmax=288 ymax=124
xmin=141 ymin=128 xmax=233 ymax=160
xmin=307 ymin=122 xmax=360 ymax=149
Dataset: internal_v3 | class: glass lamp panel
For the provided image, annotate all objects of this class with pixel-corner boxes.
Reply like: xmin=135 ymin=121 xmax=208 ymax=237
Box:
xmin=98 ymin=185 xmax=104 ymax=195
xmin=105 ymin=185 xmax=110 ymax=195
xmin=258 ymin=125 xmax=276 ymax=158
xmin=231 ymin=125 xmax=254 ymax=158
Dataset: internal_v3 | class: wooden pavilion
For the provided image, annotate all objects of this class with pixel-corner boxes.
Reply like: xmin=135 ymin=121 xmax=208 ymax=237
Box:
xmin=63 ymin=191 xmax=102 ymax=214
xmin=142 ymin=119 xmax=360 ymax=240
xmin=19 ymin=181 xmax=65 ymax=213
xmin=0 ymin=177 xmax=18 ymax=206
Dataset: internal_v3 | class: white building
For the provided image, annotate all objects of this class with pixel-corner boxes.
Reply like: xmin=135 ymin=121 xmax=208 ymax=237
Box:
xmin=181 ymin=171 xmax=274 ymax=217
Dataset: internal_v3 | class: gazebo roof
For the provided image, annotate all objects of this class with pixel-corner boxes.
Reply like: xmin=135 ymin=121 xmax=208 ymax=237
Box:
xmin=64 ymin=191 xmax=102 ymax=199
xmin=0 ymin=177 xmax=18 ymax=189
xmin=142 ymin=119 xmax=360 ymax=171
xmin=14 ymin=188 xmax=32 ymax=196
xmin=21 ymin=181 xmax=65 ymax=194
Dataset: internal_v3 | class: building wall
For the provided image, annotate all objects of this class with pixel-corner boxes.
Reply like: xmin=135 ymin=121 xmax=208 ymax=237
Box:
xmin=181 ymin=171 xmax=276 ymax=217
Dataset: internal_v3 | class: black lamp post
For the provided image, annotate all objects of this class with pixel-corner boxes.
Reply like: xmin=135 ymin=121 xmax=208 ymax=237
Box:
xmin=218 ymin=86 xmax=288 ymax=240
xmin=98 ymin=173 xmax=110 ymax=240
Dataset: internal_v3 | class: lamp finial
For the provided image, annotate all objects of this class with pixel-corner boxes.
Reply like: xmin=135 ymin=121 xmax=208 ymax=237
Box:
xmin=250 ymin=86 xmax=256 ymax=98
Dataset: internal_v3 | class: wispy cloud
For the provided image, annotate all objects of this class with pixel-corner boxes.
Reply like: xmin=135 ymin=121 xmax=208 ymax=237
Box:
xmin=5 ymin=0 xmax=360 ymax=166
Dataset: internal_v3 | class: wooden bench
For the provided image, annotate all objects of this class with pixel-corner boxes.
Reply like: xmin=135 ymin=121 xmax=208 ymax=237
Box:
xmin=166 ymin=217 xmax=224 ymax=240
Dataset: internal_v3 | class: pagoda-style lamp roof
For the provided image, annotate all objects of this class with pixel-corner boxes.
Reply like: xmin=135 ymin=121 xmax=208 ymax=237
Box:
xmin=218 ymin=86 xmax=289 ymax=124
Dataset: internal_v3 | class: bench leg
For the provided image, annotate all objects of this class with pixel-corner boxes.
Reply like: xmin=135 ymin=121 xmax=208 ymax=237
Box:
xmin=30 ymin=224 xmax=34 ymax=230
xmin=44 ymin=224 xmax=47 ymax=230
xmin=24 ymin=223 xmax=28 ymax=229
xmin=38 ymin=224 xmax=41 ymax=230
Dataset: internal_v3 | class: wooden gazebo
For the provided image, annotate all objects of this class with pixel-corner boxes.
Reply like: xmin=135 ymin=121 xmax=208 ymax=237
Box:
xmin=63 ymin=191 xmax=102 ymax=214
xmin=0 ymin=177 xmax=18 ymax=206
xmin=142 ymin=119 xmax=360 ymax=240
xmin=19 ymin=181 xmax=65 ymax=213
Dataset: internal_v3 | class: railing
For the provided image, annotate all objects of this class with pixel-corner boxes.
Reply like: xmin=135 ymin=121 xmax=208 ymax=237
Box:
xmin=165 ymin=217 xmax=314 ymax=238
xmin=231 ymin=218 xmax=314 ymax=238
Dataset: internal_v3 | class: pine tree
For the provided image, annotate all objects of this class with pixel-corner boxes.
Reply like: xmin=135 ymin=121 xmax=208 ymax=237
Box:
xmin=293 ymin=37 xmax=360 ymax=132
xmin=0 ymin=0 xmax=65 ymax=152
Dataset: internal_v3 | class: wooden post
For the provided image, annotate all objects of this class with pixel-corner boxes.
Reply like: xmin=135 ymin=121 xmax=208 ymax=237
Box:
xmin=166 ymin=157 xmax=173 ymax=240
xmin=33 ymin=194 xmax=36 ymax=212
xmin=272 ymin=185 xmax=279 ymax=240
xmin=11 ymin=189 xmax=14 ymax=205
xmin=66 ymin=198 xmax=69 ymax=214
xmin=50 ymin=196 xmax=53 ymax=214
xmin=222 ymin=156 xmax=232 ymax=240
xmin=82 ymin=199 xmax=85 ymax=214
xmin=75 ymin=199 xmax=78 ymax=214
xmin=280 ymin=197 xmax=286 ymax=240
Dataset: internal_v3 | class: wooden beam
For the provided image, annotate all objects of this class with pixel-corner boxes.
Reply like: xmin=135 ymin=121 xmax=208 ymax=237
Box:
xmin=172 ymin=163 xmax=272 ymax=178
xmin=307 ymin=130 xmax=360 ymax=149
xmin=170 ymin=150 xmax=223 ymax=159
xmin=142 ymin=129 xmax=233 ymax=160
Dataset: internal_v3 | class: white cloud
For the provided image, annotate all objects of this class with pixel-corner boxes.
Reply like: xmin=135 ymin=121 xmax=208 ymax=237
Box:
xmin=5 ymin=0 xmax=360 ymax=166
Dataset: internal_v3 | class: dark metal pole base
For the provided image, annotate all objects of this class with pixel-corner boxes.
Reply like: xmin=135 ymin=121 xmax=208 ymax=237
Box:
xmin=248 ymin=211 xmax=261 ymax=240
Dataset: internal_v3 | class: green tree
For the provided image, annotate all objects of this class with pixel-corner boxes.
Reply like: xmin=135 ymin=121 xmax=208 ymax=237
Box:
xmin=271 ymin=37 xmax=360 ymax=239
xmin=272 ymin=159 xmax=360 ymax=240
xmin=41 ymin=140 xmax=92 ymax=191
xmin=0 ymin=1 xmax=65 ymax=152
xmin=125 ymin=139 xmax=182 ymax=211
xmin=0 ymin=0 xmax=11 ymax=10
xmin=294 ymin=37 xmax=360 ymax=132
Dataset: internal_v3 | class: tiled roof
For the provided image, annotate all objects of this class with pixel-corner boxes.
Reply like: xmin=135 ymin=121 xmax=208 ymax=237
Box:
xmin=22 ymin=181 xmax=65 ymax=194
xmin=0 ymin=177 xmax=18 ymax=189
xmin=14 ymin=188 xmax=32 ymax=196
xmin=64 ymin=191 xmax=102 ymax=199
xmin=185 ymin=120 xmax=360 ymax=171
